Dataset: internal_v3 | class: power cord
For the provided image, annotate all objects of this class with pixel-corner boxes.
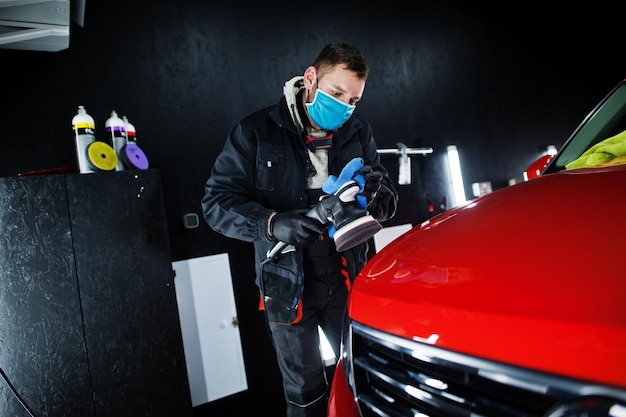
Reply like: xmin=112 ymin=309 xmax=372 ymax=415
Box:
xmin=0 ymin=366 xmax=37 ymax=417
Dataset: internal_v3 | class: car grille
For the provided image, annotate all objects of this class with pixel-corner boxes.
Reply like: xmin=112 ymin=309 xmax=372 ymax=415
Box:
xmin=351 ymin=321 xmax=626 ymax=417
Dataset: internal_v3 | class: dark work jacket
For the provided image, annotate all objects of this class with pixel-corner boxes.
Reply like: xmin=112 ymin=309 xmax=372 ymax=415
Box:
xmin=201 ymin=95 xmax=398 ymax=323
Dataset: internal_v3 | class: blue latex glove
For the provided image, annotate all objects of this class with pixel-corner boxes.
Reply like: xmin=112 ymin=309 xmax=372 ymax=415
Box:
xmin=322 ymin=157 xmax=367 ymax=209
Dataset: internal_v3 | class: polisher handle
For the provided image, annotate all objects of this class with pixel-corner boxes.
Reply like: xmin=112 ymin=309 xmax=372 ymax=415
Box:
xmin=265 ymin=241 xmax=295 ymax=261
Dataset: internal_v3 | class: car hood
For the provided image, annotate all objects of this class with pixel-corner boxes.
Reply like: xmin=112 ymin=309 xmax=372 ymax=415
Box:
xmin=350 ymin=164 xmax=626 ymax=388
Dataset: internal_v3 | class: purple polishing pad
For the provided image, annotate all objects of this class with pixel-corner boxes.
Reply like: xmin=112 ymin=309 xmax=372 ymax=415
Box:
xmin=121 ymin=143 xmax=149 ymax=170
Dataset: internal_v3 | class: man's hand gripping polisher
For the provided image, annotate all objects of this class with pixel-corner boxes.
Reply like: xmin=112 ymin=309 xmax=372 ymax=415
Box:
xmin=265 ymin=158 xmax=382 ymax=262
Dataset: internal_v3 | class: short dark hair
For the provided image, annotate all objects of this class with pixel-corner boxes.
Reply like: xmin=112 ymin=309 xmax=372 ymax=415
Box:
xmin=313 ymin=42 xmax=369 ymax=81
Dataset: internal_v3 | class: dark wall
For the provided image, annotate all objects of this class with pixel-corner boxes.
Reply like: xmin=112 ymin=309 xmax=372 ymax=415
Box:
xmin=1 ymin=1 xmax=624 ymax=416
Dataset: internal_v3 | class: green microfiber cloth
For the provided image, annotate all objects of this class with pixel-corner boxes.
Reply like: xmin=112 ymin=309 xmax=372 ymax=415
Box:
xmin=566 ymin=129 xmax=626 ymax=170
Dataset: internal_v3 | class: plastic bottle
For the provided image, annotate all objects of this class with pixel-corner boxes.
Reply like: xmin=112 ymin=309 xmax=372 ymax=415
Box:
xmin=120 ymin=115 xmax=149 ymax=170
xmin=72 ymin=105 xmax=97 ymax=174
xmin=398 ymin=153 xmax=411 ymax=185
xmin=123 ymin=115 xmax=136 ymax=143
xmin=105 ymin=110 xmax=127 ymax=171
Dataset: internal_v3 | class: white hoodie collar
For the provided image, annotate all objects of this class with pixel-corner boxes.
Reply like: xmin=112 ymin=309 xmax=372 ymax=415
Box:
xmin=283 ymin=76 xmax=305 ymax=133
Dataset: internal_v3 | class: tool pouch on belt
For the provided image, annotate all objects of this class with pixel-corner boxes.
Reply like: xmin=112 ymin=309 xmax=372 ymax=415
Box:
xmin=261 ymin=250 xmax=304 ymax=324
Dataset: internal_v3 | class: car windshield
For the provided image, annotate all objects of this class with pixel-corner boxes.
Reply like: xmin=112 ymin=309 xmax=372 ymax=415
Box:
xmin=546 ymin=80 xmax=626 ymax=173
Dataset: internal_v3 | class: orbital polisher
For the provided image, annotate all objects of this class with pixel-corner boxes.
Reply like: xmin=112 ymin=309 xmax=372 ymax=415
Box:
xmin=265 ymin=158 xmax=382 ymax=261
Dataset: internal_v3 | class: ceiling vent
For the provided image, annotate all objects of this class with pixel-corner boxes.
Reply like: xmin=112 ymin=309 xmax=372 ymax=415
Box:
xmin=0 ymin=0 xmax=84 ymax=52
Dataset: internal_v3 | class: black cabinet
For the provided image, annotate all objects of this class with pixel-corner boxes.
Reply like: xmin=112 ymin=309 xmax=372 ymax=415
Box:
xmin=0 ymin=170 xmax=193 ymax=417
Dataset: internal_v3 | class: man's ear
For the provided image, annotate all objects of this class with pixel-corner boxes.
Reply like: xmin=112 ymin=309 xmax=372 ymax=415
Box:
xmin=303 ymin=66 xmax=317 ymax=89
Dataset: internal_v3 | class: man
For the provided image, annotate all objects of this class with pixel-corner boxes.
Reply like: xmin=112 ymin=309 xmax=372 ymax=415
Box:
xmin=201 ymin=42 xmax=398 ymax=417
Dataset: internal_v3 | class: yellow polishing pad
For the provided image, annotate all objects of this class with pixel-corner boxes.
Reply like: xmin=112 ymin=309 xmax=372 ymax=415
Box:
xmin=86 ymin=141 xmax=118 ymax=171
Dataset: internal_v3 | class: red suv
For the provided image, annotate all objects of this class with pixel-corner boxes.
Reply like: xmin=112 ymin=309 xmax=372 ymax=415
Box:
xmin=328 ymin=79 xmax=626 ymax=417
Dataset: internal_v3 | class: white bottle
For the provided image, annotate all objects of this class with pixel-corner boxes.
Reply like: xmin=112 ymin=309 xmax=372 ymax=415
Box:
xmin=105 ymin=110 xmax=127 ymax=171
xmin=120 ymin=115 xmax=150 ymax=170
xmin=398 ymin=153 xmax=411 ymax=185
xmin=72 ymin=105 xmax=97 ymax=174
xmin=123 ymin=115 xmax=137 ymax=143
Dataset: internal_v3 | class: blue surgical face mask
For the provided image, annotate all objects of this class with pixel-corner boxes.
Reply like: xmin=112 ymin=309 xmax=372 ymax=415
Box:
xmin=305 ymin=89 xmax=356 ymax=131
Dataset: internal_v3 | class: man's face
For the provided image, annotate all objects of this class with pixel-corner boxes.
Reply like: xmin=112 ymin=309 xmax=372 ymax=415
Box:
xmin=309 ymin=65 xmax=366 ymax=107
